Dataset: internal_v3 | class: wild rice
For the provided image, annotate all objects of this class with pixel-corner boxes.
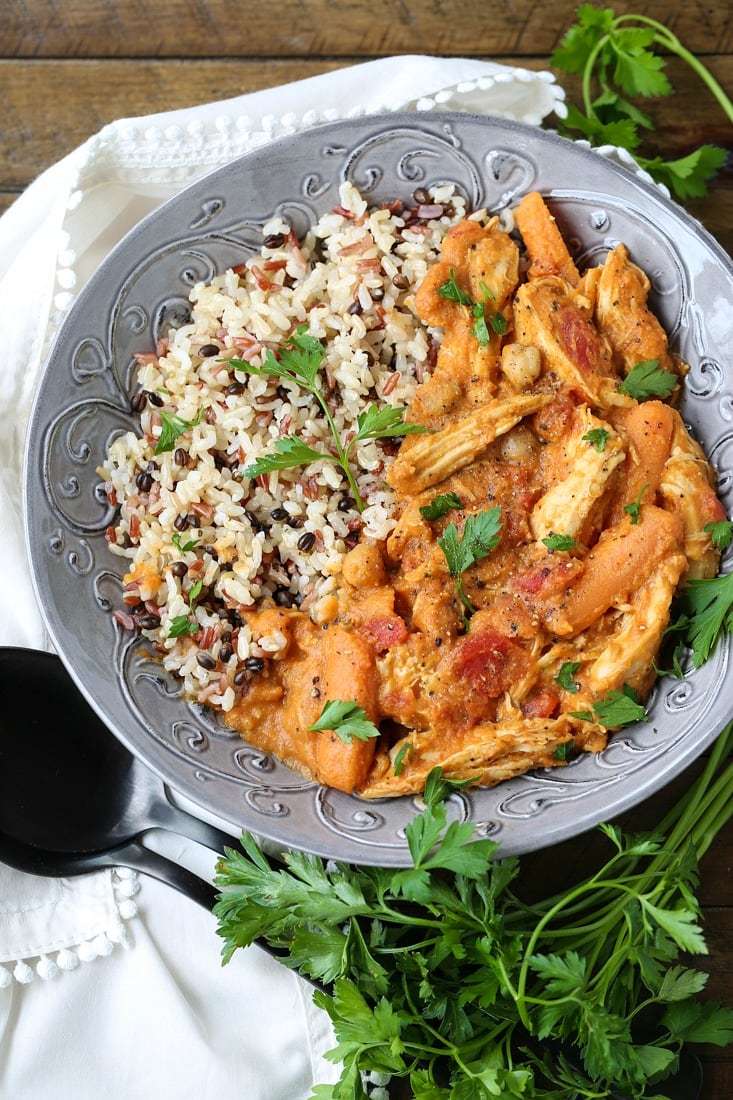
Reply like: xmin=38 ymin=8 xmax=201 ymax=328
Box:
xmin=99 ymin=181 xmax=491 ymax=711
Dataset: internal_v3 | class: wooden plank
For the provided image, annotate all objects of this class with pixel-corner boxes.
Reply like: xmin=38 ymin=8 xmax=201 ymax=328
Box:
xmin=3 ymin=55 xmax=730 ymax=254
xmin=5 ymin=0 xmax=733 ymax=59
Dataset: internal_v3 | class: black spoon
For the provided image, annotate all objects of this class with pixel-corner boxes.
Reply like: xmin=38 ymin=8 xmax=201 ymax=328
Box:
xmin=0 ymin=646 xmax=238 ymax=906
xmin=0 ymin=647 xmax=703 ymax=1098
xmin=0 ymin=645 xmax=319 ymax=984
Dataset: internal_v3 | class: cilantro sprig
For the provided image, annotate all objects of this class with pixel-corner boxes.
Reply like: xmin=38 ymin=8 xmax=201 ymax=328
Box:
xmin=214 ymin=728 xmax=733 ymax=1099
xmin=438 ymin=506 xmax=503 ymax=621
xmin=552 ymin=5 xmax=733 ymax=198
xmin=231 ymin=327 xmax=428 ymax=512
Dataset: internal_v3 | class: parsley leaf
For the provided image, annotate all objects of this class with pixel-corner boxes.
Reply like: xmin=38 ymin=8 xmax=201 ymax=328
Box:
xmin=171 ymin=532 xmax=198 ymax=553
xmin=571 ymin=684 xmax=647 ymax=728
xmin=438 ymin=507 xmax=502 ymax=619
xmin=624 ymin=483 xmax=648 ymax=525
xmin=308 ymin=699 xmax=380 ymax=744
xmin=243 ymin=435 xmax=327 ymax=479
xmin=553 ymin=739 xmax=576 ymax=761
xmin=705 ymin=519 xmax=733 ymax=551
xmin=167 ymin=615 xmax=200 ymax=639
xmin=437 ymin=268 xmax=473 ymax=306
xmin=419 ymin=491 xmax=463 ymax=522
xmin=155 ymin=407 xmax=204 ymax=455
xmin=542 ymin=533 xmax=578 ymax=551
xmin=556 ymin=661 xmax=581 ymax=693
xmin=392 ymin=742 xmax=413 ymax=776
xmin=618 ymin=359 xmax=677 ymax=399
xmin=351 ymin=403 xmax=428 ymax=446
xmin=643 ymin=145 xmax=729 ymax=200
xmin=213 ymin=721 xmax=733 ymax=1100
xmin=166 ymin=575 xmax=203 ymax=638
xmin=582 ymin=427 xmax=610 ymax=452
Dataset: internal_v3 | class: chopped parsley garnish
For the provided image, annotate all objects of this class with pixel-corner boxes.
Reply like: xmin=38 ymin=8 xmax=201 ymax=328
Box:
xmin=553 ymin=738 xmax=575 ymax=761
xmin=618 ymin=359 xmax=677 ymax=400
xmin=705 ymin=520 xmax=733 ymax=551
xmin=231 ymin=327 xmax=428 ymax=512
xmin=419 ymin=491 xmax=463 ymax=522
xmin=167 ymin=577 xmax=203 ymax=638
xmin=571 ymin=684 xmax=647 ymax=727
xmin=438 ymin=507 xmax=502 ymax=621
xmin=582 ymin=427 xmax=610 ymax=452
xmin=437 ymin=270 xmax=507 ymax=346
xmin=393 ymin=742 xmax=413 ymax=776
xmin=437 ymin=268 xmax=473 ymax=307
xmin=171 ymin=533 xmax=199 ymax=553
xmin=542 ymin=533 xmax=578 ymax=551
xmin=556 ymin=661 xmax=582 ymax=693
xmin=155 ymin=408 xmax=204 ymax=455
xmin=307 ymin=700 xmax=380 ymax=744
xmin=624 ymin=483 xmax=648 ymax=524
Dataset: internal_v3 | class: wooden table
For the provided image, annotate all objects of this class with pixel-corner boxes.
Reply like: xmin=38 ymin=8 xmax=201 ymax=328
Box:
xmin=3 ymin=2 xmax=732 ymax=1096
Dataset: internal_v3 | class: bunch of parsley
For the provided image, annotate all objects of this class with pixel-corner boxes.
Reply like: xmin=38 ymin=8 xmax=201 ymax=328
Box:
xmin=214 ymin=731 xmax=733 ymax=1099
xmin=552 ymin=5 xmax=733 ymax=198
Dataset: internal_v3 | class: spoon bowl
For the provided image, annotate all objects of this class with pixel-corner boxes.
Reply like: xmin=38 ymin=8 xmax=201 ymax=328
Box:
xmin=0 ymin=646 xmax=239 ymax=905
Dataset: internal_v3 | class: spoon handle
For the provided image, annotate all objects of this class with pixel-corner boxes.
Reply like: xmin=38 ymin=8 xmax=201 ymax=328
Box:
xmin=106 ymin=840 xmax=327 ymax=993
xmin=99 ymin=839 xmax=219 ymax=908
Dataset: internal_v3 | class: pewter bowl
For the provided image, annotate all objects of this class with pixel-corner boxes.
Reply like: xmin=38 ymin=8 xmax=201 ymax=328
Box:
xmin=24 ymin=112 xmax=733 ymax=865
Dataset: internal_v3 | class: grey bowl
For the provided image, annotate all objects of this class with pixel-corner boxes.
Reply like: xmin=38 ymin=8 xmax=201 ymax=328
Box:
xmin=23 ymin=112 xmax=733 ymax=865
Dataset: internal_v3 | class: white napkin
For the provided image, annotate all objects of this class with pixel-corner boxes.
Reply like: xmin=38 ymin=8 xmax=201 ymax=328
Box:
xmin=0 ymin=55 xmax=564 ymax=1099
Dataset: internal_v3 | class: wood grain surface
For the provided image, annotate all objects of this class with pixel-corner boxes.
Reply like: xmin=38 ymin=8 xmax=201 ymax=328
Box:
xmin=3 ymin=2 xmax=732 ymax=1096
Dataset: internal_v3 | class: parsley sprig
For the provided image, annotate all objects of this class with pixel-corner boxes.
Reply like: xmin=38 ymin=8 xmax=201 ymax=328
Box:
xmin=167 ymin=577 xmax=203 ymax=638
xmin=214 ymin=728 xmax=733 ymax=1099
xmin=553 ymin=5 xmax=733 ymax=198
xmin=667 ymin=571 xmax=733 ymax=669
xmin=307 ymin=700 xmax=380 ymax=744
xmin=571 ymin=683 xmax=647 ymax=727
xmin=230 ymin=327 xmax=427 ymax=512
xmin=438 ymin=506 xmax=503 ymax=621
xmin=618 ymin=359 xmax=677 ymax=400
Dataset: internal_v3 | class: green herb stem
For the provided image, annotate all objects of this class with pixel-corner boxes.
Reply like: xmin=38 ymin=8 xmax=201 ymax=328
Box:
xmin=613 ymin=14 xmax=733 ymax=122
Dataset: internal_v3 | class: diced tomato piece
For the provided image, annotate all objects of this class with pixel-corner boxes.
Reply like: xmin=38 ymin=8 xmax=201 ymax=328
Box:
xmin=698 ymin=490 xmax=727 ymax=526
xmin=451 ymin=629 xmax=529 ymax=698
xmin=559 ymin=307 xmax=606 ymax=374
xmin=361 ymin=615 xmax=409 ymax=654
xmin=523 ymin=690 xmax=560 ymax=719
xmin=512 ymin=558 xmax=582 ymax=599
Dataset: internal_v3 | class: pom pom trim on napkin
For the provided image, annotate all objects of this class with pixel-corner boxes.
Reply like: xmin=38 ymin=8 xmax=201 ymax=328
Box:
xmin=0 ymin=868 xmax=138 ymax=986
